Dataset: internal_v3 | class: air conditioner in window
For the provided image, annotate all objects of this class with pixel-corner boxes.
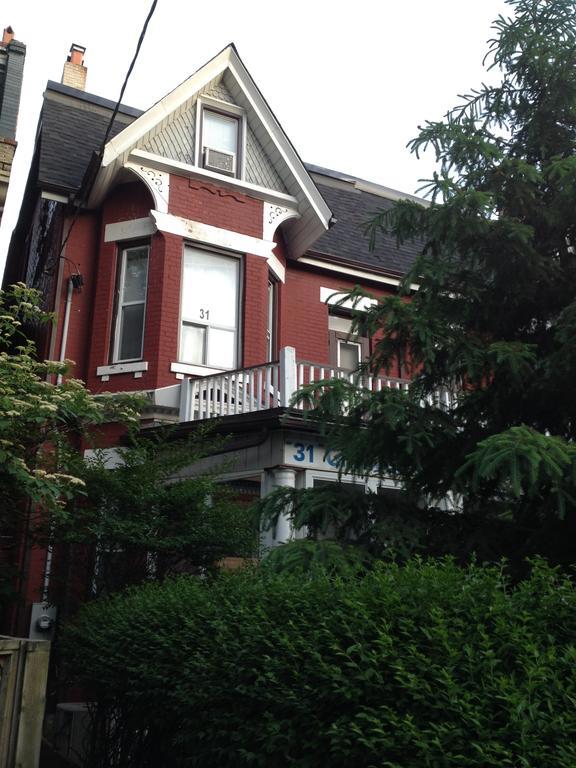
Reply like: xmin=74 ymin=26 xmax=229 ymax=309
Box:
xmin=203 ymin=146 xmax=236 ymax=176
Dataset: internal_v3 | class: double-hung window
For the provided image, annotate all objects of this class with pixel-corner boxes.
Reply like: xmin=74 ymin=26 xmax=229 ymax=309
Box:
xmin=113 ymin=244 xmax=149 ymax=362
xmin=180 ymin=246 xmax=240 ymax=369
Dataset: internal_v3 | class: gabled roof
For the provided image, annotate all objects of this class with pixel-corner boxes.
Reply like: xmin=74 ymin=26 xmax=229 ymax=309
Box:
xmin=89 ymin=44 xmax=332 ymax=259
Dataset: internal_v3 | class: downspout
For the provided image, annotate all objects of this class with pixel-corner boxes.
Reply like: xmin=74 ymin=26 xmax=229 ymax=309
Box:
xmin=56 ymin=276 xmax=74 ymax=385
xmin=47 ymin=272 xmax=81 ymax=599
xmin=44 ymin=276 xmax=73 ymax=600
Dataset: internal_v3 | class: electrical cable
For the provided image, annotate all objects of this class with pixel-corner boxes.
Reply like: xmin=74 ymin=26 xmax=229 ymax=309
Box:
xmin=48 ymin=0 xmax=159 ymax=272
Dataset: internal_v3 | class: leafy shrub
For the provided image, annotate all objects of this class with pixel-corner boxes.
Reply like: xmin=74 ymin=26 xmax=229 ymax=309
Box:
xmin=64 ymin=559 xmax=576 ymax=767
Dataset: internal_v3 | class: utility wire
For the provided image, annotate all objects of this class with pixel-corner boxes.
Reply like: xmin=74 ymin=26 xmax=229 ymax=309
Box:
xmin=51 ymin=0 xmax=159 ymax=272
xmin=101 ymin=0 xmax=158 ymax=150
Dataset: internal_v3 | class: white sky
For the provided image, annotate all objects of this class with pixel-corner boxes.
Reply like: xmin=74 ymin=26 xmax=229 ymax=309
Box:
xmin=0 ymin=0 xmax=510 ymax=277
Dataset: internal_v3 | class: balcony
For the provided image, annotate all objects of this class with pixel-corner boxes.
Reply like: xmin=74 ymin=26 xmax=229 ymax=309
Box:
xmin=177 ymin=346 xmax=411 ymax=423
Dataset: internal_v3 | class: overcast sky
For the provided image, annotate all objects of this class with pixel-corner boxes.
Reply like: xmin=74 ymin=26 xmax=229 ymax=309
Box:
xmin=0 ymin=0 xmax=511 ymax=276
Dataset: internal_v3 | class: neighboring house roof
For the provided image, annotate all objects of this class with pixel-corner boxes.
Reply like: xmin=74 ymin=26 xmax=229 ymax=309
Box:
xmin=308 ymin=166 xmax=424 ymax=277
xmin=39 ymin=81 xmax=141 ymax=194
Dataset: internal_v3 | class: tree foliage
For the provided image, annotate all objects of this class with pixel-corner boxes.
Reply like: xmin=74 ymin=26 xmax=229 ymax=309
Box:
xmin=0 ymin=283 xmax=139 ymax=519
xmin=63 ymin=559 xmax=576 ymax=767
xmin=275 ymin=0 xmax=576 ymax=564
xmin=0 ymin=285 xmax=255 ymax=613
xmin=61 ymin=429 xmax=257 ymax=596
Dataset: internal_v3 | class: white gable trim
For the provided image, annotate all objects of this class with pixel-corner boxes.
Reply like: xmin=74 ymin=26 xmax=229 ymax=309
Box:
xmin=90 ymin=45 xmax=331 ymax=259
xmin=129 ymin=148 xmax=298 ymax=209
xmin=226 ymin=56 xmax=331 ymax=228
xmin=102 ymin=49 xmax=232 ymax=167
xmin=124 ymin=163 xmax=170 ymax=213
xmin=263 ymin=203 xmax=299 ymax=241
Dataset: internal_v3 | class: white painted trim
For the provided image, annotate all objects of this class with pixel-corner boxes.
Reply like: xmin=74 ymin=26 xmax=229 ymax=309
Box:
xmin=354 ymin=178 xmax=430 ymax=206
xmin=104 ymin=216 xmax=156 ymax=243
xmin=267 ymin=252 xmax=285 ymax=283
xmin=124 ymin=164 xmax=170 ymax=213
xmin=41 ymin=190 xmax=68 ymax=203
xmin=98 ymin=46 xmax=330 ymax=224
xmin=320 ymin=287 xmax=377 ymax=312
xmin=145 ymin=383 xmax=182 ymax=408
xmin=151 ymin=209 xmax=275 ymax=258
xmin=112 ymin=244 xmax=150 ymax=364
xmin=171 ymin=362 xmax=226 ymax=376
xmin=86 ymin=45 xmax=333 ymax=260
xmin=199 ymin=94 xmax=245 ymax=118
xmin=195 ymin=96 xmax=247 ymax=181
xmin=102 ymin=49 xmax=233 ymax=166
xmin=302 ymin=257 xmax=419 ymax=291
xmin=130 ymin=148 xmax=298 ymax=208
xmin=226 ymin=53 xmax=332 ymax=228
xmin=97 ymin=361 xmax=149 ymax=378
xmin=262 ymin=202 xmax=300 ymax=241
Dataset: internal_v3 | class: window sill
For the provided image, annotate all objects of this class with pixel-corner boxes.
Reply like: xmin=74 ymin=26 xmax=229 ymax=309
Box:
xmin=171 ymin=362 xmax=227 ymax=379
xmin=97 ymin=361 xmax=149 ymax=382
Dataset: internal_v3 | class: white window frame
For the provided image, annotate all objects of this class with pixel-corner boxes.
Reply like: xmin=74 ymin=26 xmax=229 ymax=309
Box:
xmin=195 ymin=96 xmax=246 ymax=180
xmin=178 ymin=245 xmax=242 ymax=371
xmin=303 ymin=469 xmax=400 ymax=495
xmin=112 ymin=243 xmax=149 ymax=363
xmin=266 ymin=276 xmax=277 ymax=363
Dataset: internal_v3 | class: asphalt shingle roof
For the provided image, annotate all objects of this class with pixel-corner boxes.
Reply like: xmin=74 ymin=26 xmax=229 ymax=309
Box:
xmin=38 ymin=81 xmax=142 ymax=193
xmin=310 ymin=178 xmax=422 ymax=277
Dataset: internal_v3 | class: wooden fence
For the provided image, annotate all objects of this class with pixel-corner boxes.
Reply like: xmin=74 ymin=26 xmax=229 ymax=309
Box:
xmin=0 ymin=636 xmax=50 ymax=768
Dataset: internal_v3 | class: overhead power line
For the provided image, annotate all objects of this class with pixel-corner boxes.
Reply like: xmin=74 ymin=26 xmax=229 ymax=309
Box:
xmin=52 ymin=0 xmax=159 ymax=272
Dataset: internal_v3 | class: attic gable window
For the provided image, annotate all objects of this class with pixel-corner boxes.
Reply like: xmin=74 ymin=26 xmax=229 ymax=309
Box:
xmin=198 ymin=98 xmax=244 ymax=179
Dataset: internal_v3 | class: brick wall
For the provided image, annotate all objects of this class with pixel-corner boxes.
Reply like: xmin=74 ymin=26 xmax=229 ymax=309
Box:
xmin=281 ymin=264 xmax=399 ymax=368
xmin=243 ymin=253 xmax=269 ymax=366
xmin=170 ymin=175 xmax=263 ymax=238
xmin=54 ymin=212 xmax=100 ymax=381
xmin=80 ymin=172 xmax=403 ymax=396
xmin=61 ymin=61 xmax=86 ymax=91
xmin=86 ymin=182 xmax=154 ymax=392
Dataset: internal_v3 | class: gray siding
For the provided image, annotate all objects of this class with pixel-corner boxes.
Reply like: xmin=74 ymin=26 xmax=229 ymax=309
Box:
xmin=138 ymin=77 xmax=287 ymax=193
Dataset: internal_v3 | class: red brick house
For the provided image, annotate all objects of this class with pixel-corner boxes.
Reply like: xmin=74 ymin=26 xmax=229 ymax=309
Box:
xmin=3 ymin=43 xmax=424 ymax=642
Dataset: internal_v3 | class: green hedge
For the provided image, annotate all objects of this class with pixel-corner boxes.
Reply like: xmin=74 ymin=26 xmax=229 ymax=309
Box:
xmin=63 ymin=559 xmax=576 ymax=767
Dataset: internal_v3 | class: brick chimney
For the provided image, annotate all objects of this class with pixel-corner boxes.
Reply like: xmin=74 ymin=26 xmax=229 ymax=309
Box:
xmin=2 ymin=26 xmax=14 ymax=46
xmin=61 ymin=43 xmax=87 ymax=90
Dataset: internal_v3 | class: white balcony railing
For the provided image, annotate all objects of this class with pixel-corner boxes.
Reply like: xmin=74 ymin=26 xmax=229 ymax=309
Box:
xmin=178 ymin=346 xmax=412 ymax=423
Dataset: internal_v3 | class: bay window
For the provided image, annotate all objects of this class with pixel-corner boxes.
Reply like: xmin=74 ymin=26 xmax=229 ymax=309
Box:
xmin=180 ymin=246 xmax=240 ymax=369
